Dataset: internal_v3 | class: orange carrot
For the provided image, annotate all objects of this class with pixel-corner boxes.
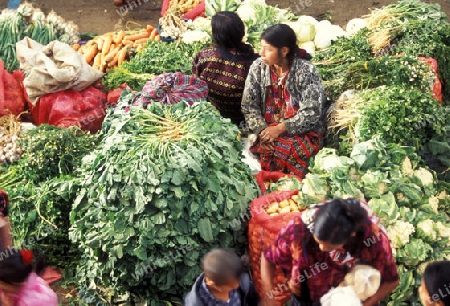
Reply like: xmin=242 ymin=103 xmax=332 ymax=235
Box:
xmin=72 ymin=43 xmax=81 ymax=51
xmin=93 ymin=53 xmax=102 ymax=70
xmin=96 ymin=37 xmax=104 ymax=51
xmin=121 ymin=39 xmax=134 ymax=46
xmin=114 ymin=30 xmax=126 ymax=44
xmin=108 ymin=51 xmax=120 ymax=68
xmin=146 ymin=24 xmax=155 ymax=33
xmin=133 ymin=37 xmax=149 ymax=47
xmin=104 ymin=46 xmax=120 ymax=63
xmin=154 ymin=34 xmax=161 ymax=42
xmin=124 ymin=31 xmax=150 ymax=41
xmin=84 ymin=44 xmax=98 ymax=64
xmin=117 ymin=47 xmax=128 ymax=66
xmin=102 ymin=34 xmax=113 ymax=56
xmin=149 ymin=28 xmax=158 ymax=40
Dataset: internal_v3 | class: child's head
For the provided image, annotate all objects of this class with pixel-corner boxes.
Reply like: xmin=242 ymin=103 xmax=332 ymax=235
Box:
xmin=0 ymin=188 xmax=9 ymax=217
xmin=201 ymin=248 xmax=243 ymax=294
xmin=0 ymin=248 xmax=33 ymax=284
xmin=419 ymin=261 xmax=450 ymax=306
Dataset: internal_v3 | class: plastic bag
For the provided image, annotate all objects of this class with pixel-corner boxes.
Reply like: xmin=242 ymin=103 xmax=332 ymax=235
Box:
xmin=0 ymin=60 xmax=30 ymax=117
xmin=133 ymin=72 xmax=208 ymax=106
xmin=418 ymin=57 xmax=442 ymax=104
xmin=248 ymin=190 xmax=301 ymax=306
xmin=339 ymin=265 xmax=381 ymax=301
xmin=31 ymin=86 xmax=107 ymax=134
xmin=16 ymin=37 xmax=103 ymax=105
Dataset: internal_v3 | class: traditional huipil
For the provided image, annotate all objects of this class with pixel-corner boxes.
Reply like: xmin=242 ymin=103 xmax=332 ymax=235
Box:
xmin=242 ymin=55 xmax=327 ymax=178
xmin=193 ymin=46 xmax=258 ymax=125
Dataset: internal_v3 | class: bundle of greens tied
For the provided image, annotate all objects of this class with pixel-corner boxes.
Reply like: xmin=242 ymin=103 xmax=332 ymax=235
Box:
xmin=69 ymin=94 xmax=259 ymax=304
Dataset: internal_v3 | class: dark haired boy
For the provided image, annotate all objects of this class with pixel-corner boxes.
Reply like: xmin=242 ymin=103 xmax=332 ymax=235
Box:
xmin=184 ymin=248 xmax=260 ymax=306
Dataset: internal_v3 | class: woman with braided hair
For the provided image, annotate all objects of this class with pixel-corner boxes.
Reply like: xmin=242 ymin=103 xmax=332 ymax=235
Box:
xmin=261 ymin=198 xmax=399 ymax=306
xmin=242 ymin=24 xmax=327 ymax=178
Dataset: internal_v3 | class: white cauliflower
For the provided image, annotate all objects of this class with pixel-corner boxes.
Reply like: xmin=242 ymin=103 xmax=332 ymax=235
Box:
xmin=345 ymin=18 xmax=367 ymax=36
xmin=414 ymin=167 xmax=434 ymax=186
xmin=401 ymin=156 xmax=414 ymax=177
xmin=181 ymin=30 xmax=211 ymax=44
xmin=236 ymin=4 xmax=256 ymax=22
xmin=436 ymin=221 xmax=450 ymax=239
xmin=386 ymin=220 xmax=415 ymax=249
xmin=417 ymin=219 xmax=437 ymax=240
xmin=429 ymin=195 xmax=439 ymax=213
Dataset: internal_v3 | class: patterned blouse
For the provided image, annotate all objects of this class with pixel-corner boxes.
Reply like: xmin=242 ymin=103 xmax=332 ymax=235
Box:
xmin=264 ymin=208 xmax=399 ymax=302
xmin=193 ymin=46 xmax=259 ymax=125
xmin=241 ymin=57 xmax=327 ymax=136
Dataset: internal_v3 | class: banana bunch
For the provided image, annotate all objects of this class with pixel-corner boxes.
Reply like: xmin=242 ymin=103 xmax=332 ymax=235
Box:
xmin=178 ymin=0 xmax=203 ymax=14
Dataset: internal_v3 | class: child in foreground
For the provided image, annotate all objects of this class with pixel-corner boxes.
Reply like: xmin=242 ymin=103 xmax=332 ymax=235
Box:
xmin=184 ymin=248 xmax=260 ymax=305
xmin=0 ymin=248 xmax=58 ymax=305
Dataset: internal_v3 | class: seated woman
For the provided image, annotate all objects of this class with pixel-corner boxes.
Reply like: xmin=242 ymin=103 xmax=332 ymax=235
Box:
xmin=193 ymin=11 xmax=259 ymax=126
xmin=261 ymin=198 xmax=399 ymax=306
xmin=241 ymin=24 xmax=326 ymax=178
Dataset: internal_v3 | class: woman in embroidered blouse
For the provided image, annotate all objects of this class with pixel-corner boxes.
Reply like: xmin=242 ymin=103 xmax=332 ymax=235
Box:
xmin=193 ymin=11 xmax=259 ymax=126
xmin=261 ymin=198 xmax=399 ymax=306
xmin=241 ymin=24 xmax=326 ymax=178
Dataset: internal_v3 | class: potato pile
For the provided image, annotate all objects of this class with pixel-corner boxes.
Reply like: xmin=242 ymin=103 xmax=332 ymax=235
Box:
xmin=265 ymin=194 xmax=302 ymax=216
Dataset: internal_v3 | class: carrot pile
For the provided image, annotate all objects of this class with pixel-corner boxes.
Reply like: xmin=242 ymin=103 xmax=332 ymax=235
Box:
xmin=73 ymin=24 xmax=160 ymax=73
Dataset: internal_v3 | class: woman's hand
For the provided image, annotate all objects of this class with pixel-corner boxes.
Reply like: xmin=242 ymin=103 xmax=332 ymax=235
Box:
xmin=259 ymin=123 xmax=287 ymax=143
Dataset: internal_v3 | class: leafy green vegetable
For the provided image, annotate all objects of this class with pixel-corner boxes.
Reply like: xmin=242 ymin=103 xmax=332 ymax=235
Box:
xmin=102 ymin=40 xmax=207 ymax=90
xmin=69 ymin=98 xmax=259 ymax=304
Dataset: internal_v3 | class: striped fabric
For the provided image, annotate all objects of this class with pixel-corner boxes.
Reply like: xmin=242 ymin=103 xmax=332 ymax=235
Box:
xmin=250 ymin=69 xmax=322 ymax=178
xmin=133 ymin=72 xmax=209 ymax=106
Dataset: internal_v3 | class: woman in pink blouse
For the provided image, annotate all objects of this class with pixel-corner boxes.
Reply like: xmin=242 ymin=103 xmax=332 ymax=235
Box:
xmin=261 ymin=198 xmax=399 ymax=306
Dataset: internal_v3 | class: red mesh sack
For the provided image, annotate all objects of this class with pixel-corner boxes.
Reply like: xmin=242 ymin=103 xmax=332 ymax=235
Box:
xmin=248 ymin=190 xmax=302 ymax=305
xmin=418 ymin=57 xmax=443 ymax=104
xmin=253 ymin=170 xmax=300 ymax=194
xmin=31 ymin=86 xmax=107 ymax=134
xmin=0 ymin=60 xmax=29 ymax=117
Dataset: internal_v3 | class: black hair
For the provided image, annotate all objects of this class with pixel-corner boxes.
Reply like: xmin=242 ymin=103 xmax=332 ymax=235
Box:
xmin=260 ymin=24 xmax=312 ymax=61
xmin=423 ymin=261 xmax=450 ymax=306
xmin=211 ymin=11 xmax=253 ymax=55
xmin=312 ymin=198 xmax=368 ymax=245
xmin=0 ymin=248 xmax=33 ymax=284
xmin=201 ymin=248 xmax=243 ymax=286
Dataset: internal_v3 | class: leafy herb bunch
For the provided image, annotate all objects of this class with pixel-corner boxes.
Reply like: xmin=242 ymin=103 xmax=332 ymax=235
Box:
xmin=70 ymin=98 xmax=259 ymax=304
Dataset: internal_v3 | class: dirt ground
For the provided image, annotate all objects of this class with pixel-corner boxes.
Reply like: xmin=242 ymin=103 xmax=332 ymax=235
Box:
xmin=1 ymin=0 xmax=449 ymax=34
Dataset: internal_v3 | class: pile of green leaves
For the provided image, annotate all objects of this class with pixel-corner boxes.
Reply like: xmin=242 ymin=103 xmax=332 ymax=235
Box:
xmin=317 ymin=55 xmax=434 ymax=103
xmin=314 ymin=0 xmax=450 ymax=105
xmin=313 ymin=28 xmax=372 ymax=101
xmin=102 ymin=40 xmax=207 ymax=91
xmin=328 ymin=85 xmax=446 ymax=156
xmin=294 ymin=136 xmax=450 ymax=305
xmin=69 ymin=96 xmax=259 ymax=304
xmin=0 ymin=125 xmax=100 ymax=271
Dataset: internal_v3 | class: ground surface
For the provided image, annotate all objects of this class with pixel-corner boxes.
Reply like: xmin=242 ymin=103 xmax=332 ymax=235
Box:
xmin=1 ymin=0 xmax=450 ymax=34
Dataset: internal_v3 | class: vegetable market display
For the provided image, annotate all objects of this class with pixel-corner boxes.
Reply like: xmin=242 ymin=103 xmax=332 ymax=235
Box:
xmin=0 ymin=0 xmax=449 ymax=304
xmin=0 ymin=3 xmax=79 ymax=72
xmin=74 ymin=25 xmax=161 ymax=73
xmin=69 ymin=96 xmax=258 ymax=304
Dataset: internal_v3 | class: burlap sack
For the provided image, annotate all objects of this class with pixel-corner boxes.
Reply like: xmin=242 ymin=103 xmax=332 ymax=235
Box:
xmin=16 ymin=37 xmax=103 ymax=105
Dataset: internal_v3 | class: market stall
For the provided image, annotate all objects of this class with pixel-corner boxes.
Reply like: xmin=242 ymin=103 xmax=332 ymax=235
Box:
xmin=0 ymin=0 xmax=449 ymax=305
